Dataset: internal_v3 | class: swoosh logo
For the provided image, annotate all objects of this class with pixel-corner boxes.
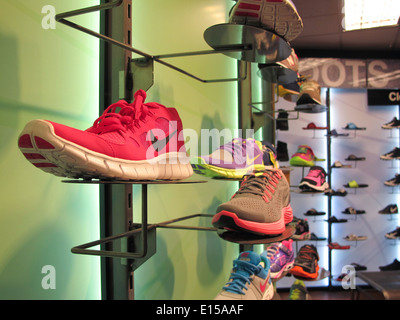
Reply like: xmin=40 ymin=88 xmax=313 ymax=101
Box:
xmin=150 ymin=129 xmax=177 ymax=152
xmin=246 ymin=154 xmax=260 ymax=166
xmin=259 ymin=274 xmax=270 ymax=293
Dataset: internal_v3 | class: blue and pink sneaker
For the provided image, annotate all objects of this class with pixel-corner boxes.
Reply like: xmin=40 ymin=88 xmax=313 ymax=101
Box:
xmin=263 ymin=239 xmax=295 ymax=279
xmin=191 ymin=138 xmax=278 ymax=179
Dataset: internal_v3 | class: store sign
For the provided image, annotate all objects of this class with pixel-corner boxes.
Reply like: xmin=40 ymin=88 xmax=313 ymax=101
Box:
xmin=367 ymin=89 xmax=400 ymax=105
xmin=299 ymin=58 xmax=400 ymax=89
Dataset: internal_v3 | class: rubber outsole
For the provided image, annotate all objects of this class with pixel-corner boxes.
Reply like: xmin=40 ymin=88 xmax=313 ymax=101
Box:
xmin=290 ymin=262 xmax=319 ymax=280
xmin=229 ymin=0 xmax=303 ymax=42
xmin=212 ymin=204 xmax=293 ymax=236
xmin=18 ymin=120 xmax=193 ymax=181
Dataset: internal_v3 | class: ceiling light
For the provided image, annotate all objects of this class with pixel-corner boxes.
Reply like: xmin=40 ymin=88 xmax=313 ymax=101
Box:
xmin=343 ymin=0 xmax=400 ymax=31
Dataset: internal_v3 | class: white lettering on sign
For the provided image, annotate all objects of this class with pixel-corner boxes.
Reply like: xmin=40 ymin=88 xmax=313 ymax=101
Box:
xmin=368 ymin=60 xmax=389 ymax=88
xmin=299 ymin=58 xmax=400 ymax=89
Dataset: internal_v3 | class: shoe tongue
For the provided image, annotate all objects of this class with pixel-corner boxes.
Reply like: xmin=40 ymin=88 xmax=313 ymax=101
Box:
xmin=238 ymin=251 xmax=261 ymax=266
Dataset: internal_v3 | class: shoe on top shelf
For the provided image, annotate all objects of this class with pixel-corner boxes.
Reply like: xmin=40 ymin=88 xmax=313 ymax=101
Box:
xmin=214 ymin=251 xmax=274 ymax=300
xmin=213 ymin=167 xmax=293 ymax=236
xmin=229 ymin=0 xmax=304 ymax=42
xmin=17 ymin=90 xmax=193 ymax=181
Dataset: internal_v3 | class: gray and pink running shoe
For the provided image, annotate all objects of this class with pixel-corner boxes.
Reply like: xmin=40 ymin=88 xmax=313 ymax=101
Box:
xmin=213 ymin=168 xmax=293 ymax=235
xmin=229 ymin=0 xmax=303 ymax=42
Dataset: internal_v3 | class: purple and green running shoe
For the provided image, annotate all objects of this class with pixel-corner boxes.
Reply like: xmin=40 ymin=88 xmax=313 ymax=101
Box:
xmin=191 ymin=138 xmax=278 ymax=179
xmin=263 ymin=239 xmax=295 ymax=279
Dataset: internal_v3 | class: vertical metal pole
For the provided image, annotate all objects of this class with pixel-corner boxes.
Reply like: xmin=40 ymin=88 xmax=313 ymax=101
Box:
xmin=99 ymin=0 xmax=134 ymax=300
xmin=326 ymin=88 xmax=332 ymax=289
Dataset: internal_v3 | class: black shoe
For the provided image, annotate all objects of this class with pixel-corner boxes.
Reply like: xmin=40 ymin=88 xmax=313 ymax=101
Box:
xmin=276 ymin=109 xmax=289 ymax=131
xmin=385 ymin=227 xmax=400 ymax=239
xmin=342 ymin=207 xmax=366 ymax=215
xmin=277 ymin=140 xmax=289 ymax=162
xmin=379 ymin=204 xmax=398 ymax=214
xmin=351 ymin=263 xmax=367 ymax=271
xmin=325 ymin=216 xmax=347 ymax=223
xmin=384 ymin=174 xmax=400 ymax=187
xmin=379 ymin=259 xmax=400 ymax=271
xmin=380 ymin=147 xmax=400 ymax=160
xmin=382 ymin=117 xmax=400 ymax=129
xmin=304 ymin=208 xmax=325 ymax=216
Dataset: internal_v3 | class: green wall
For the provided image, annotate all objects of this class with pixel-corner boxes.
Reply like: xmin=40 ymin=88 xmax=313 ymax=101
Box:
xmin=0 ymin=0 xmax=100 ymax=299
xmin=131 ymin=0 xmax=240 ymax=300
xmin=0 ymin=0 xmax=242 ymax=300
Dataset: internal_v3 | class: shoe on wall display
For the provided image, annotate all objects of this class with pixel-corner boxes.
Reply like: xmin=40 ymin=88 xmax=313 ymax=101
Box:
xmin=287 ymin=280 xmax=310 ymax=300
xmin=295 ymin=80 xmax=327 ymax=113
xmin=380 ymin=147 xmax=400 ymax=160
xmin=229 ymin=0 xmax=304 ymax=42
xmin=385 ymin=227 xmax=400 ymax=239
xmin=299 ymin=166 xmax=329 ymax=192
xmin=378 ymin=204 xmax=398 ymax=214
xmin=384 ymin=174 xmax=400 ymax=187
xmin=18 ymin=90 xmax=193 ymax=181
xmin=214 ymin=251 xmax=274 ymax=300
xmin=379 ymin=259 xmax=400 ymax=271
xmin=264 ymin=239 xmax=295 ymax=279
xmin=213 ymin=168 xmax=293 ymax=236
xmin=289 ymin=145 xmax=324 ymax=167
xmin=382 ymin=117 xmax=400 ymax=129
xmin=290 ymin=244 xmax=320 ymax=280
xmin=191 ymin=138 xmax=278 ymax=179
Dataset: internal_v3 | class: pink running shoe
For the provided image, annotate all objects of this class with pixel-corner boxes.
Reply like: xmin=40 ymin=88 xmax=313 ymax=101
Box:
xmin=17 ymin=90 xmax=193 ymax=180
xmin=229 ymin=0 xmax=304 ymax=42
xmin=299 ymin=166 xmax=329 ymax=192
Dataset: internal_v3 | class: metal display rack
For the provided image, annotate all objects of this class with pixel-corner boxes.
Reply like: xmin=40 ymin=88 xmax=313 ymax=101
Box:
xmin=54 ymin=0 xmax=309 ymax=300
